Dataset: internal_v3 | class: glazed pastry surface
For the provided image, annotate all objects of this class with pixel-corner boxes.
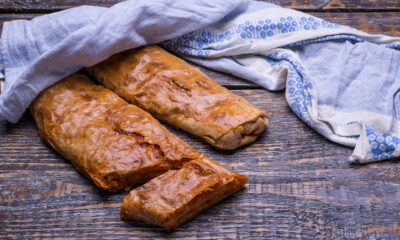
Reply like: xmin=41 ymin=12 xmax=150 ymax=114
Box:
xmin=31 ymin=74 xmax=199 ymax=192
xmin=120 ymin=155 xmax=248 ymax=231
xmin=86 ymin=45 xmax=268 ymax=150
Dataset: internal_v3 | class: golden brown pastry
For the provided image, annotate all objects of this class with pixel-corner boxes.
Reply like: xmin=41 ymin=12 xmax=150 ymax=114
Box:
xmin=31 ymin=74 xmax=199 ymax=192
xmin=120 ymin=155 xmax=248 ymax=231
xmin=86 ymin=45 xmax=268 ymax=150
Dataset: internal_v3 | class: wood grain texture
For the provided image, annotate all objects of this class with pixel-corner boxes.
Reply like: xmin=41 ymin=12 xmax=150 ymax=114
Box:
xmin=1 ymin=89 xmax=400 ymax=239
xmin=265 ymin=0 xmax=400 ymax=10
xmin=1 ymin=1 xmax=400 ymax=239
xmin=312 ymin=11 xmax=400 ymax=37
xmin=0 ymin=0 xmax=399 ymax=11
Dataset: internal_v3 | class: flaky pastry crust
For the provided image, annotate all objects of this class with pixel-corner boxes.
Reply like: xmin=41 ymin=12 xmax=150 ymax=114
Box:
xmin=120 ymin=155 xmax=248 ymax=231
xmin=86 ymin=45 xmax=268 ymax=150
xmin=31 ymin=74 xmax=199 ymax=192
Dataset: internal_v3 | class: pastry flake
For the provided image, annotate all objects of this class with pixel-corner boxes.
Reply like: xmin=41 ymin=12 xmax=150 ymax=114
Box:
xmin=86 ymin=45 xmax=268 ymax=150
xmin=31 ymin=74 xmax=199 ymax=192
xmin=120 ymin=155 xmax=248 ymax=231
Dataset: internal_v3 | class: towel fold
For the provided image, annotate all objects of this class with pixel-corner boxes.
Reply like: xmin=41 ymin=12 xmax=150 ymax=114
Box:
xmin=162 ymin=2 xmax=400 ymax=163
xmin=0 ymin=0 xmax=244 ymax=123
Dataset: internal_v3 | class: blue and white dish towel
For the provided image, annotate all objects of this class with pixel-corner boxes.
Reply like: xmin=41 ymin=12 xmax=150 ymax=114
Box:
xmin=162 ymin=2 xmax=400 ymax=163
xmin=0 ymin=0 xmax=399 ymax=164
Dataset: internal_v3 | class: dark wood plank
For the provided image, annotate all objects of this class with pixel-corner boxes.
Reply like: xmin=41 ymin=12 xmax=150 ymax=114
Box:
xmin=1 ymin=89 xmax=400 ymax=239
xmin=0 ymin=0 xmax=399 ymax=239
xmin=312 ymin=12 xmax=400 ymax=37
xmin=321 ymin=0 xmax=400 ymax=10
xmin=0 ymin=0 xmax=399 ymax=12
xmin=265 ymin=0 xmax=400 ymax=10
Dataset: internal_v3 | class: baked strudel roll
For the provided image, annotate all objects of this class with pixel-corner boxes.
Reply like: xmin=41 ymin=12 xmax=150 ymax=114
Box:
xmin=86 ymin=45 xmax=268 ymax=150
xmin=31 ymin=74 xmax=199 ymax=192
xmin=120 ymin=155 xmax=248 ymax=231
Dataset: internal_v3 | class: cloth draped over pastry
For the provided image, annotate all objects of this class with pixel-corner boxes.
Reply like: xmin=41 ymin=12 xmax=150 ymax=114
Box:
xmin=1 ymin=1 xmax=400 ymax=161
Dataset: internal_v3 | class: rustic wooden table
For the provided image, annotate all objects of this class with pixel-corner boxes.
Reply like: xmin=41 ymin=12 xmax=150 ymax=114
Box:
xmin=1 ymin=1 xmax=399 ymax=239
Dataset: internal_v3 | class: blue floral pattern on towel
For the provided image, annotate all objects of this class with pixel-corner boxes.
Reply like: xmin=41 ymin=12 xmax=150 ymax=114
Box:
xmin=265 ymin=52 xmax=314 ymax=126
xmin=0 ymin=57 xmax=4 ymax=76
xmin=285 ymin=35 xmax=400 ymax=50
xmin=385 ymin=42 xmax=400 ymax=50
xmin=162 ymin=16 xmax=346 ymax=57
xmin=163 ymin=14 xmax=399 ymax=58
xmin=284 ymin=34 xmax=366 ymax=48
xmin=366 ymin=126 xmax=400 ymax=160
